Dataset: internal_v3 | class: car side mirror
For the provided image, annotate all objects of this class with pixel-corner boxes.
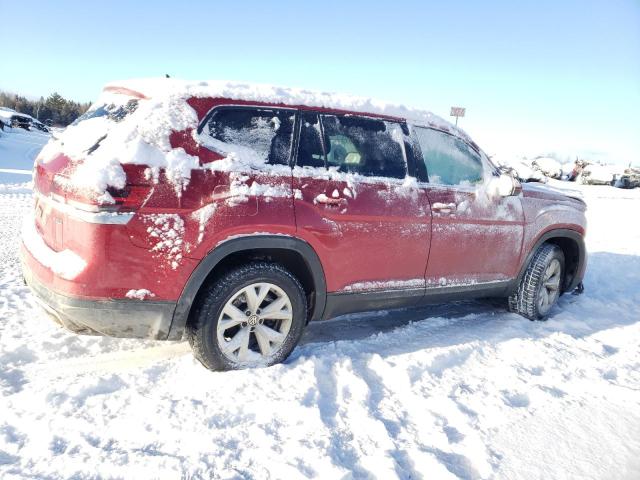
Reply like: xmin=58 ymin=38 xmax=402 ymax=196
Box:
xmin=490 ymin=173 xmax=522 ymax=197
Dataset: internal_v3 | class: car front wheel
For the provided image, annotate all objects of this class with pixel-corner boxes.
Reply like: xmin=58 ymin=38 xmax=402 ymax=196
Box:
xmin=509 ymin=243 xmax=565 ymax=320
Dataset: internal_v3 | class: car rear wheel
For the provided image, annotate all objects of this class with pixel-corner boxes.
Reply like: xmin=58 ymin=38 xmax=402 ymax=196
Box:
xmin=186 ymin=262 xmax=307 ymax=371
xmin=508 ymin=243 xmax=565 ymax=320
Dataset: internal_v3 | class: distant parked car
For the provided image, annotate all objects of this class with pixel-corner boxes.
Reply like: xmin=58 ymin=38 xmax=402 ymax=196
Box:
xmin=10 ymin=113 xmax=32 ymax=130
xmin=507 ymin=161 xmax=547 ymax=183
xmin=615 ymin=166 xmax=640 ymax=189
xmin=0 ymin=107 xmax=51 ymax=132
xmin=31 ymin=119 xmax=50 ymax=133
xmin=0 ymin=108 xmax=32 ymax=130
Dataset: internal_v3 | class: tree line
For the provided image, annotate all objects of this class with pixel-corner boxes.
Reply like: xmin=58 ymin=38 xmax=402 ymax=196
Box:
xmin=0 ymin=91 xmax=90 ymax=126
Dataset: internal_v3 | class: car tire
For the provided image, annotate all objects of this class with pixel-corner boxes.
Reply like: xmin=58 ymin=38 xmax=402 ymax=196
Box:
xmin=186 ymin=262 xmax=307 ymax=371
xmin=508 ymin=243 xmax=565 ymax=320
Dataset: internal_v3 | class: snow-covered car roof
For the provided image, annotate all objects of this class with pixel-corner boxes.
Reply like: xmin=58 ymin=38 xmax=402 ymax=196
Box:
xmin=105 ymin=78 xmax=472 ymax=142
xmin=583 ymin=163 xmax=616 ymax=182
xmin=0 ymin=109 xmax=15 ymax=121
xmin=38 ymin=78 xmax=480 ymax=201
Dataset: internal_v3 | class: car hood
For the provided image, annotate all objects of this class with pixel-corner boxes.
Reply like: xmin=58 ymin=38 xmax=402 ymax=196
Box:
xmin=521 ymin=182 xmax=586 ymax=207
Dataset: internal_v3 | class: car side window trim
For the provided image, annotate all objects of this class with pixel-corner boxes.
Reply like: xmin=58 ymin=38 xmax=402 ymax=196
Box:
xmin=293 ymin=110 xmax=328 ymax=170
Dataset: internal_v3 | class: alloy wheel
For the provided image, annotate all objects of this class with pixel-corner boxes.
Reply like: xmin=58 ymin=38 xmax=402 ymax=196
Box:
xmin=537 ymin=258 xmax=561 ymax=315
xmin=216 ymin=282 xmax=293 ymax=364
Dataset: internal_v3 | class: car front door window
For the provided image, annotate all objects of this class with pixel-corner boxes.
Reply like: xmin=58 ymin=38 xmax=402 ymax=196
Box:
xmin=414 ymin=126 xmax=484 ymax=186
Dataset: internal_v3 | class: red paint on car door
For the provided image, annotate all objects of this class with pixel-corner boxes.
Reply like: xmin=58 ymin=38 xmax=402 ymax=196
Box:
xmin=410 ymin=125 xmax=524 ymax=287
xmin=423 ymin=185 xmax=524 ymax=286
xmin=292 ymin=112 xmax=431 ymax=293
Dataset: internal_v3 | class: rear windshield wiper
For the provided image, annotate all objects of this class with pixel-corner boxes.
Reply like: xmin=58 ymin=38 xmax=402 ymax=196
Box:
xmin=86 ymin=134 xmax=107 ymax=155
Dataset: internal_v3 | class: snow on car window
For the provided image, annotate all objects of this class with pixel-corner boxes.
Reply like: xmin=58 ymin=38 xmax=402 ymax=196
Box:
xmin=414 ymin=126 xmax=483 ymax=186
xmin=200 ymin=108 xmax=294 ymax=166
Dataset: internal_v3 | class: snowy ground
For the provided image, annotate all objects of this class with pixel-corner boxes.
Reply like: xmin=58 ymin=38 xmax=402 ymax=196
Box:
xmin=1 ymin=130 xmax=639 ymax=479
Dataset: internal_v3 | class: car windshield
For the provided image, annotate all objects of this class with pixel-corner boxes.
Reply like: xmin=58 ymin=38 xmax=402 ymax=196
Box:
xmin=72 ymin=99 xmax=139 ymax=126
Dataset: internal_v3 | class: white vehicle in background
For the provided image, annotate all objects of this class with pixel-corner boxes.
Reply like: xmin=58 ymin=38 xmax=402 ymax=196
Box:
xmin=509 ymin=160 xmax=547 ymax=183
xmin=490 ymin=155 xmax=547 ymax=183
xmin=532 ymin=156 xmax=563 ymax=179
xmin=576 ymin=162 xmax=616 ymax=185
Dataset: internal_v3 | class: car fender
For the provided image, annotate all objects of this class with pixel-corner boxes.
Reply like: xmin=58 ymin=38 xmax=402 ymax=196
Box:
xmin=512 ymin=228 xmax=586 ymax=295
xmin=167 ymin=234 xmax=327 ymax=340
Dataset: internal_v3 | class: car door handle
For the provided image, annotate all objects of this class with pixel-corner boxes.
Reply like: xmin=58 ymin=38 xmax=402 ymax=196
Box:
xmin=315 ymin=194 xmax=346 ymax=206
xmin=432 ymin=202 xmax=457 ymax=214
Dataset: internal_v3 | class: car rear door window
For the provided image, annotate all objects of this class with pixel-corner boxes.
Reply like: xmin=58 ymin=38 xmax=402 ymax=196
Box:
xmin=320 ymin=115 xmax=406 ymax=179
xmin=201 ymin=107 xmax=295 ymax=165
xmin=414 ymin=126 xmax=484 ymax=186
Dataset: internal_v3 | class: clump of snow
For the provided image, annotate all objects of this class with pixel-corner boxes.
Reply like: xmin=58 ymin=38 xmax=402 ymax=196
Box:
xmin=143 ymin=214 xmax=186 ymax=269
xmin=226 ymin=172 xmax=292 ymax=205
xmin=342 ymin=278 xmax=424 ymax=292
xmin=37 ymin=90 xmax=200 ymax=200
xmin=192 ymin=203 xmax=218 ymax=244
xmin=125 ymin=289 xmax=155 ymax=300
xmin=21 ymin=213 xmax=86 ymax=280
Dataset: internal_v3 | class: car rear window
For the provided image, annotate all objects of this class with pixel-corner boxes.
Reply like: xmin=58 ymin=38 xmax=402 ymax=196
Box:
xmin=72 ymin=99 xmax=139 ymax=126
xmin=200 ymin=107 xmax=295 ymax=166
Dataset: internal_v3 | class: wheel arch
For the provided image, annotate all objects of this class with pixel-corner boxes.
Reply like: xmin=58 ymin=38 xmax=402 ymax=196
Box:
xmin=512 ymin=228 xmax=586 ymax=296
xmin=167 ymin=235 xmax=327 ymax=340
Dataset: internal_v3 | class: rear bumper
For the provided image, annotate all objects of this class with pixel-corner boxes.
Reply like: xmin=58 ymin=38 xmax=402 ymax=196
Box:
xmin=21 ymin=248 xmax=176 ymax=340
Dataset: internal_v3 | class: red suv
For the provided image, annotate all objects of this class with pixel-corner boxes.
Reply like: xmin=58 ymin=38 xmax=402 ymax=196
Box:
xmin=21 ymin=80 xmax=587 ymax=370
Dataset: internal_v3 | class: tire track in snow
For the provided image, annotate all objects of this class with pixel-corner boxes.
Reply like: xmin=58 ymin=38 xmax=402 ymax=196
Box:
xmin=24 ymin=342 xmax=191 ymax=380
xmin=311 ymin=358 xmax=371 ymax=478
xmin=361 ymin=354 xmax=493 ymax=480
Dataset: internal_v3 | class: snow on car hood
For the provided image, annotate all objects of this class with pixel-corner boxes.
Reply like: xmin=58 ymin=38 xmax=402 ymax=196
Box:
xmin=35 ymin=78 xmax=465 ymax=200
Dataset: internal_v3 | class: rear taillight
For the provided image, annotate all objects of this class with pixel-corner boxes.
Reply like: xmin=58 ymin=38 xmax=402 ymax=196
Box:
xmin=102 ymin=164 xmax=152 ymax=212
xmin=60 ymin=164 xmax=153 ymax=213
xmin=105 ymin=184 xmax=152 ymax=212
xmin=35 ymin=157 xmax=154 ymax=214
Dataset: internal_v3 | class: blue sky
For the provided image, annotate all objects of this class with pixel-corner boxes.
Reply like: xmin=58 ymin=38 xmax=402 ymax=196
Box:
xmin=2 ymin=0 xmax=639 ymax=164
